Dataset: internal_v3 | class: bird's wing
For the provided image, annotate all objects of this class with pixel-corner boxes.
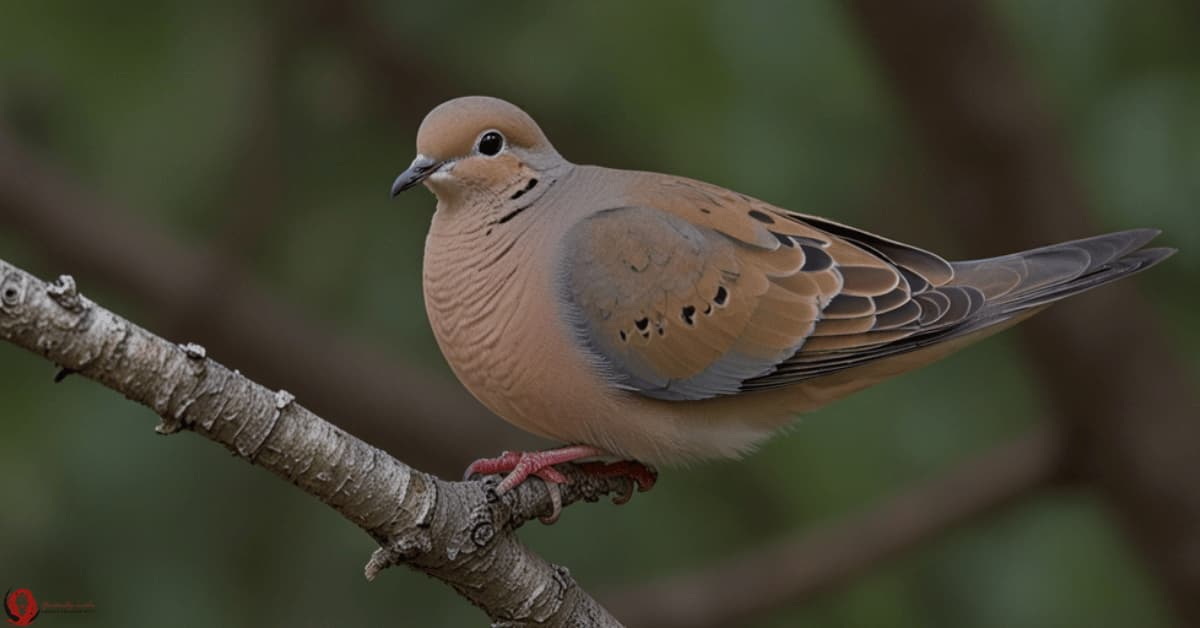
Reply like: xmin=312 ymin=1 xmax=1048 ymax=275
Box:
xmin=558 ymin=175 xmax=973 ymax=401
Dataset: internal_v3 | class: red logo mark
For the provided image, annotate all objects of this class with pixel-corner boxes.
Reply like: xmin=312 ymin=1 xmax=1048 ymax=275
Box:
xmin=4 ymin=588 xmax=39 ymax=626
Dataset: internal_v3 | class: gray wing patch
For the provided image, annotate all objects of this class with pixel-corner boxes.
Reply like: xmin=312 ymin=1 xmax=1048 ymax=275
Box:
xmin=557 ymin=206 xmax=788 ymax=401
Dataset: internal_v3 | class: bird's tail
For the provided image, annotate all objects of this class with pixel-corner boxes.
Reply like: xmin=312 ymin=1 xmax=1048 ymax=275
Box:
xmin=949 ymin=228 xmax=1175 ymax=314
xmin=739 ymin=228 xmax=1174 ymax=413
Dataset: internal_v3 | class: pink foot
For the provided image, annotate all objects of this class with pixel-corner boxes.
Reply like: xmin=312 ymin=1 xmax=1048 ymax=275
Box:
xmin=463 ymin=446 xmax=657 ymax=523
xmin=464 ymin=445 xmax=606 ymax=493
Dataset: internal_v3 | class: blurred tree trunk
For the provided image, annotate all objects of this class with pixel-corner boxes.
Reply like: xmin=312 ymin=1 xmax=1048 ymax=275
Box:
xmin=847 ymin=0 xmax=1200 ymax=622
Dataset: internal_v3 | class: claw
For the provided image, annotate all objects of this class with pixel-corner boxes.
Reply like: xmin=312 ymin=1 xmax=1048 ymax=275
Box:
xmin=538 ymin=481 xmax=564 ymax=524
xmin=461 ymin=446 xmax=658 ymax=523
xmin=612 ymin=482 xmax=635 ymax=506
xmin=576 ymin=460 xmax=658 ymax=504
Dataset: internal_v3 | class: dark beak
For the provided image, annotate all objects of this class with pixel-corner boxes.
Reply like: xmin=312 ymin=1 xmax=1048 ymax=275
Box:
xmin=390 ymin=155 xmax=442 ymax=196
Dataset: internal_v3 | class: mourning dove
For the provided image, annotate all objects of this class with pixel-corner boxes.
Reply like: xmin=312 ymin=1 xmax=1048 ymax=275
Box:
xmin=391 ymin=96 xmax=1174 ymax=515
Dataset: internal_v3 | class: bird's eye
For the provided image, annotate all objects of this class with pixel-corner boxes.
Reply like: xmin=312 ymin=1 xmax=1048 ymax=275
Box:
xmin=477 ymin=131 xmax=504 ymax=156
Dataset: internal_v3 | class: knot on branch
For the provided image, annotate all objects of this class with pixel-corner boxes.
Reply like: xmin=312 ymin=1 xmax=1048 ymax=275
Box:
xmin=155 ymin=418 xmax=186 ymax=435
xmin=180 ymin=342 xmax=207 ymax=360
xmin=0 ymin=272 xmax=25 ymax=310
xmin=155 ymin=343 xmax=213 ymax=436
xmin=470 ymin=507 xmax=497 ymax=548
xmin=365 ymin=533 xmax=434 ymax=581
xmin=274 ymin=389 xmax=295 ymax=409
xmin=46 ymin=274 xmax=83 ymax=313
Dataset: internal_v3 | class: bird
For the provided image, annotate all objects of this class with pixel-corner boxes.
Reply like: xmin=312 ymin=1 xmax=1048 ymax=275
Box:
xmin=391 ymin=96 xmax=1174 ymax=519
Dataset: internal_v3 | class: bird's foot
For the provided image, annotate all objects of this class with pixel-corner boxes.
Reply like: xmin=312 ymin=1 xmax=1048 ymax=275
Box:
xmin=574 ymin=460 xmax=657 ymax=504
xmin=463 ymin=445 xmax=656 ymax=523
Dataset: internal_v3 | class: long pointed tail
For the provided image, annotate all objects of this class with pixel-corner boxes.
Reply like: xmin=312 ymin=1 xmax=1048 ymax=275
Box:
xmin=738 ymin=228 xmax=1173 ymax=395
xmin=949 ymin=228 xmax=1175 ymax=315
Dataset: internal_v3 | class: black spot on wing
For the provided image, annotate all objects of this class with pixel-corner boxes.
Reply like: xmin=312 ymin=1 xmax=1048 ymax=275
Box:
xmin=681 ymin=305 xmax=696 ymax=325
xmin=714 ymin=285 xmax=729 ymax=306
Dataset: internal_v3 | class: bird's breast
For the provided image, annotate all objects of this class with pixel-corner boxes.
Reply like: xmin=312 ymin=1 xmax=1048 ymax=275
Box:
xmin=422 ymin=213 xmax=601 ymax=440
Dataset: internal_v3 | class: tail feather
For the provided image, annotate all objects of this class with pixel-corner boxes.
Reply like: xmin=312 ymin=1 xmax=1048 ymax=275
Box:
xmin=993 ymin=246 xmax=1175 ymax=314
xmin=950 ymin=229 xmax=1173 ymax=312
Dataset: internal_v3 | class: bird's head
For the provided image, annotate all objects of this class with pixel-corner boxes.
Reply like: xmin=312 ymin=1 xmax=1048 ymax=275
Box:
xmin=391 ymin=96 xmax=565 ymax=206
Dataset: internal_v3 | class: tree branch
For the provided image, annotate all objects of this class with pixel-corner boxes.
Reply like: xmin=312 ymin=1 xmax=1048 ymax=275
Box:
xmin=0 ymin=257 xmax=627 ymax=627
xmin=605 ymin=427 xmax=1061 ymax=628
xmin=0 ymin=131 xmax=531 ymax=477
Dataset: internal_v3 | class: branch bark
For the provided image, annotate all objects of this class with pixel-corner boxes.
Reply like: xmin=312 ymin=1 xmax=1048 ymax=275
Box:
xmin=605 ymin=427 xmax=1061 ymax=628
xmin=845 ymin=0 xmax=1200 ymax=622
xmin=0 ymin=131 xmax=531 ymax=478
xmin=0 ymin=257 xmax=626 ymax=627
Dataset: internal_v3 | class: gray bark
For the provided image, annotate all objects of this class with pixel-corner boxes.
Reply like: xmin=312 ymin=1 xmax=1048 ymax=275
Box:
xmin=0 ymin=257 xmax=624 ymax=628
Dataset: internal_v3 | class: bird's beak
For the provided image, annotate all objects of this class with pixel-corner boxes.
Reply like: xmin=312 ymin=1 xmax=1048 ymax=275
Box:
xmin=391 ymin=155 xmax=443 ymax=196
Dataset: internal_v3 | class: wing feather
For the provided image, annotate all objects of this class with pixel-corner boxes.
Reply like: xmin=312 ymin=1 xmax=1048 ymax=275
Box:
xmin=557 ymin=175 xmax=1166 ymax=401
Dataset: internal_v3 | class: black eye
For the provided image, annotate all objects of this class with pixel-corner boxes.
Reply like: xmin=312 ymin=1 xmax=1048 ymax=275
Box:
xmin=478 ymin=131 xmax=504 ymax=156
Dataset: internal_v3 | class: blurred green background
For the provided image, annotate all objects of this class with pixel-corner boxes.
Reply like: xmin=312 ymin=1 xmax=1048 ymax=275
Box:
xmin=0 ymin=1 xmax=1196 ymax=626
